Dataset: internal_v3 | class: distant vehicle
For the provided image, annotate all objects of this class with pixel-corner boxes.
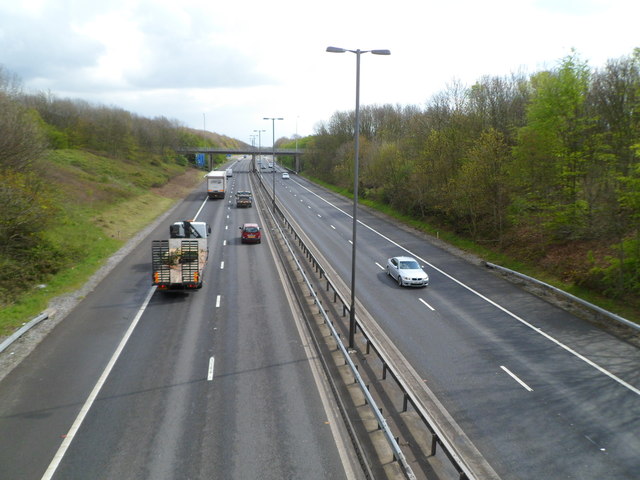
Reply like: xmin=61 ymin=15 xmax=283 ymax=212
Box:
xmin=386 ymin=256 xmax=429 ymax=287
xmin=152 ymin=220 xmax=210 ymax=291
xmin=206 ymin=171 xmax=226 ymax=199
xmin=226 ymin=168 xmax=233 ymax=177
xmin=239 ymin=223 xmax=261 ymax=244
xmin=235 ymin=191 xmax=252 ymax=208
xmin=268 ymin=162 xmax=274 ymax=168
xmin=282 ymin=172 xmax=289 ymax=179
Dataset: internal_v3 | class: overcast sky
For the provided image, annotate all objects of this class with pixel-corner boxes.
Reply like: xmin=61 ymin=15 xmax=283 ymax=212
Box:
xmin=1 ymin=0 xmax=638 ymax=144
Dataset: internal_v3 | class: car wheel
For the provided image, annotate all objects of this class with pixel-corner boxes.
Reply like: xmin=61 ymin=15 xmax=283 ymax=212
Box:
xmin=397 ymin=275 xmax=403 ymax=287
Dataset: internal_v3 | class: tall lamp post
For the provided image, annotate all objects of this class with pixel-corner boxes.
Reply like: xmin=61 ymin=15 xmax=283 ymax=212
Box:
xmin=263 ymin=117 xmax=283 ymax=214
xmin=254 ymin=129 xmax=265 ymax=173
xmin=249 ymin=134 xmax=257 ymax=171
xmin=326 ymin=45 xmax=390 ymax=349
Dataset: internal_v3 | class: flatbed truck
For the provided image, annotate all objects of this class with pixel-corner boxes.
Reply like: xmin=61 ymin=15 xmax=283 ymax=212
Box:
xmin=152 ymin=220 xmax=210 ymax=291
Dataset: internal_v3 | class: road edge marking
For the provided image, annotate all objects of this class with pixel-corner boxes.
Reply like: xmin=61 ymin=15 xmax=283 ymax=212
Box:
xmin=41 ymin=286 xmax=157 ymax=480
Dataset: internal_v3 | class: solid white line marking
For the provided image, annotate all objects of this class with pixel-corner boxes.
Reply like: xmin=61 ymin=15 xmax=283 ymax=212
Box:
xmin=331 ymin=225 xmax=336 ymax=230
xmin=292 ymin=182 xmax=640 ymax=397
xmin=348 ymin=240 xmax=353 ymax=245
xmin=216 ymin=295 xmax=221 ymax=308
xmin=220 ymin=261 xmax=224 ymax=270
xmin=501 ymin=366 xmax=533 ymax=392
xmin=419 ymin=298 xmax=435 ymax=311
xmin=207 ymin=357 xmax=215 ymax=381
xmin=375 ymin=262 xmax=385 ymax=270
xmin=194 ymin=197 xmax=208 ymax=220
xmin=41 ymin=286 xmax=157 ymax=480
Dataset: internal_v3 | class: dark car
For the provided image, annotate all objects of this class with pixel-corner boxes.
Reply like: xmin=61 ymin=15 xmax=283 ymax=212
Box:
xmin=240 ymin=223 xmax=261 ymax=244
xmin=235 ymin=191 xmax=253 ymax=208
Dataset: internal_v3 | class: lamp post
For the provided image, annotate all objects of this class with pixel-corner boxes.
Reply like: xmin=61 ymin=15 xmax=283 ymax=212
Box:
xmin=326 ymin=45 xmax=390 ymax=349
xmin=250 ymin=134 xmax=257 ymax=171
xmin=263 ymin=117 xmax=283 ymax=214
xmin=254 ymin=129 xmax=265 ymax=173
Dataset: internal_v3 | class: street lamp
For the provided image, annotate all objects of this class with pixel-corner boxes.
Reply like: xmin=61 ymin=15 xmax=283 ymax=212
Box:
xmin=254 ymin=129 xmax=265 ymax=173
xmin=326 ymin=45 xmax=390 ymax=349
xmin=249 ymin=134 xmax=257 ymax=171
xmin=263 ymin=117 xmax=283 ymax=214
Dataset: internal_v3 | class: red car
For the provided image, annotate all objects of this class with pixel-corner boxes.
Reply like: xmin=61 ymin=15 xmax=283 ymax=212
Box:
xmin=240 ymin=223 xmax=261 ymax=244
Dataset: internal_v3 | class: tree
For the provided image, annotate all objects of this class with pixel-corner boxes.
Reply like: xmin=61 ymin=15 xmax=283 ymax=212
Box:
xmin=449 ymin=129 xmax=512 ymax=244
xmin=512 ymin=51 xmax=593 ymax=239
xmin=0 ymin=93 xmax=47 ymax=171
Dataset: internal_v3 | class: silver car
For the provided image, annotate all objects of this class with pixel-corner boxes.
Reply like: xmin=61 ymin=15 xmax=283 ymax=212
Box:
xmin=386 ymin=256 xmax=429 ymax=287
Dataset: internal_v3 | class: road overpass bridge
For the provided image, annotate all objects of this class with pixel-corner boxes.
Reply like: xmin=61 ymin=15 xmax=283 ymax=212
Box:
xmin=177 ymin=147 xmax=305 ymax=156
xmin=177 ymin=147 xmax=305 ymax=171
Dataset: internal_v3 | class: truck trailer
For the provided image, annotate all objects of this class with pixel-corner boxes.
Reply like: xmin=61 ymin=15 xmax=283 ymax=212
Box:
xmin=152 ymin=220 xmax=210 ymax=291
xmin=206 ymin=170 xmax=227 ymax=199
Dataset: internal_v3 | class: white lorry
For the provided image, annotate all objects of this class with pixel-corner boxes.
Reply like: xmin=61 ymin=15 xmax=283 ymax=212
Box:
xmin=206 ymin=170 xmax=227 ymax=199
xmin=152 ymin=220 xmax=210 ymax=291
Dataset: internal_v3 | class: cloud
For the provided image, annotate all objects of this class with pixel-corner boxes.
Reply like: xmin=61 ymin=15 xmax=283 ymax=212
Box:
xmin=0 ymin=9 xmax=104 ymax=84
xmin=1 ymin=0 xmax=639 ymax=140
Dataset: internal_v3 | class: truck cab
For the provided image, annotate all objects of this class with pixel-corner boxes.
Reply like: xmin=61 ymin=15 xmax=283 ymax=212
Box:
xmin=169 ymin=221 xmax=210 ymax=238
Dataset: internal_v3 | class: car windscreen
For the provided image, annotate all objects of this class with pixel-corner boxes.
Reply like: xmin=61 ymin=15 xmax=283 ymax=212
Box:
xmin=244 ymin=227 xmax=259 ymax=233
xmin=399 ymin=261 xmax=420 ymax=269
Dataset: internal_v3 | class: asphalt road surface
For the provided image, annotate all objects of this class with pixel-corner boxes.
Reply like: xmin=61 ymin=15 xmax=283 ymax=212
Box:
xmin=0 ymin=163 xmax=357 ymax=480
xmin=265 ymin=159 xmax=640 ymax=480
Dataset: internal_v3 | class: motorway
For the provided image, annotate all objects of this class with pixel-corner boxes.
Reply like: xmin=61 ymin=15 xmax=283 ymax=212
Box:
xmin=257 ymin=158 xmax=640 ymax=479
xmin=0 ymin=164 xmax=357 ymax=479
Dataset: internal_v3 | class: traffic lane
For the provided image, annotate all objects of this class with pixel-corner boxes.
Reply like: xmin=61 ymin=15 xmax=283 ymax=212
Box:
xmin=354 ymin=243 xmax=640 ymax=479
xmin=215 ymin=173 xmax=349 ymax=478
xmin=50 ymin=179 xmax=348 ymax=479
xmin=282 ymin=177 xmax=640 ymax=386
xmin=51 ymin=227 xmax=227 ymax=479
xmin=0 ymin=185 xmax=211 ymax=479
xmin=279 ymin=178 xmax=640 ymax=477
xmin=210 ymin=222 xmax=347 ymax=479
xmin=49 ymin=182 xmax=232 ymax=478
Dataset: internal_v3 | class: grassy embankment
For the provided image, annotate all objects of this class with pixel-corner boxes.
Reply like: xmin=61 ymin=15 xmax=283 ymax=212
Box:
xmin=0 ymin=149 xmax=205 ymax=337
xmin=302 ymin=174 xmax=640 ymax=325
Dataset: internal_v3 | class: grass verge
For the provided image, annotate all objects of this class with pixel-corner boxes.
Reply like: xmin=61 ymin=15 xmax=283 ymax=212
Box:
xmin=0 ymin=167 xmax=204 ymax=337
